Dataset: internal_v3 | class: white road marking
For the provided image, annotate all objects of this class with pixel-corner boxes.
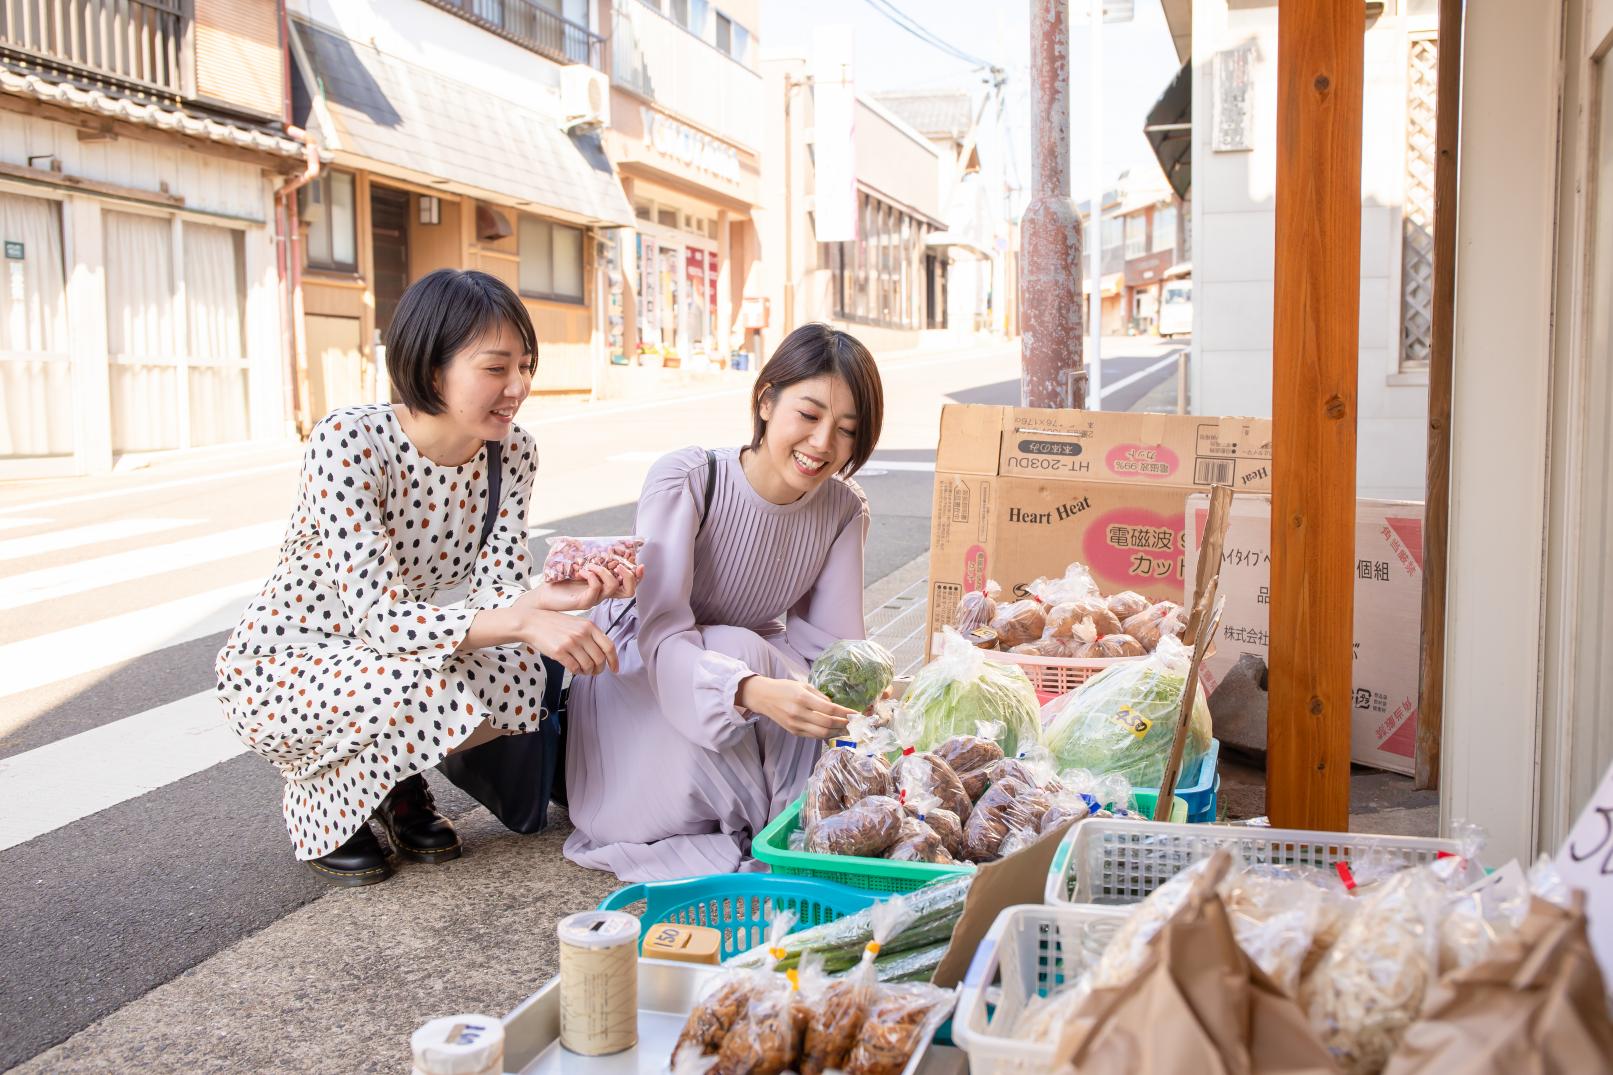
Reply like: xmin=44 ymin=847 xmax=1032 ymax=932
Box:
xmin=0 ymin=518 xmax=200 ymax=563
xmin=0 ymin=521 xmax=283 ymax=611
xmin=0 ymin=517 xmax=49 ymax=532
xmin=1099 ymin=351 xmax=1185 ymax=400
xmin=0 ymin=690 xmax=246 ymax=851
xmin=0 ymin=580 xmax=260 ymax=705
xmin=0 ymin=460 xmax=299 ymax=516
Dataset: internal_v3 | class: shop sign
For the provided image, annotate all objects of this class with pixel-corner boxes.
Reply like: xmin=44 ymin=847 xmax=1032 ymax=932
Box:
xmin=641 ymin=107 xmax=741 ymax=186
xmin=4 ymin=241 xmax=22 ymax=260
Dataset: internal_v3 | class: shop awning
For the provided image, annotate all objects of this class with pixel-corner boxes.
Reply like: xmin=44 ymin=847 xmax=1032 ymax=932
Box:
xmin=1145 ymin=62 xmax=1192 ymax=201
xmin=1081 ymin=273 xmax=1125 ymax=298
xmin=291 ymin=19 xmax=633 ymax=229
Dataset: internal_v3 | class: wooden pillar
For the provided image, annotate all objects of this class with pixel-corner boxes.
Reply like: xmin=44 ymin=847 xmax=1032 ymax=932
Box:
xmin=1267 ymin=0 xmax=1364 ymax=831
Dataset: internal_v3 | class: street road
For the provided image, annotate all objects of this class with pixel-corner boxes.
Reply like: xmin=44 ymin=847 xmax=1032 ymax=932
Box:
xmin=0 ymin=335 xmax=1183 ymax=1069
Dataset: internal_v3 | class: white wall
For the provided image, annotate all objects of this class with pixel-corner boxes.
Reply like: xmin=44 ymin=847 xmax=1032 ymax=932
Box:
xmin=1191 ymin=0 xmax=1430 ymax=501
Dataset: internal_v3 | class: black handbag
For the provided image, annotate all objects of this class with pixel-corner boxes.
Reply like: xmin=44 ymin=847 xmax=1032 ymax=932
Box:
xmin=436 ymin=447 xmax=716 ymax=834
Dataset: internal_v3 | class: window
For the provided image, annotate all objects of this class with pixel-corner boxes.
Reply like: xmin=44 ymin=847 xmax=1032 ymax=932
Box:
xmin=657 ymin=207 xmax=678 ymax=229
xmin=715 ymin=12 xmax=731 ymax=52
xmin=301 ymin=171 xmax=356 ymax=272
xmin=1153 ymin=205 xmax=1177 ymax=253
xmin=1101 ymin=215 xmax=1123 ymax=253
xmin=688 ymin=0 xmax=708 ymax=36
xmin=828 ymin=190 xmax=927 ymax=330
xmin=669 ymin=0 xmax=688 ymax=26
xmin=731 ymin=22 xmax=750 ymax=65
xmin=518 ymin=216 xmax=586 ymax=303
xmin=1124 ymin=214 xmax=1147 ymax=259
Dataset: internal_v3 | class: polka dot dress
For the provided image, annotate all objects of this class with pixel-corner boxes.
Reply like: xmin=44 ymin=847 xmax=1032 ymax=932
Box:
xmin=215 ymin=404 xmax=544 ymax=860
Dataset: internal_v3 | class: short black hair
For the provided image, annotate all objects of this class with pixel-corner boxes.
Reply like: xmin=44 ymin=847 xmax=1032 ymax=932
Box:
xmin=750 ymin=323 xmax=884 ymax=475
xmin=385 ymin=269 xmax=537 ymax=414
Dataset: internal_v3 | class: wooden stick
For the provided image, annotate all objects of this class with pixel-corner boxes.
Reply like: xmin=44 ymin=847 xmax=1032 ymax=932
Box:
xmin=1186 ymin=485 xmax=1234 ymax=648
xmin=1154 ymin=592 xmax=1225 ymax=822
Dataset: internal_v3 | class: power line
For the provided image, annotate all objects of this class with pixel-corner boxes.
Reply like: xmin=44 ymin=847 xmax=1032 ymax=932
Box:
xmin=862 ymin=0 xmax=1000 ymax=74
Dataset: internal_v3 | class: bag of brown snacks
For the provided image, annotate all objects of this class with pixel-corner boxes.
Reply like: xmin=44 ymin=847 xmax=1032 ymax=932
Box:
xmin=675 ymin=912 xmax=798 ymax=1070
xmin=539 ymin=535 xmax=645 ymax=584
xmin=934 ymin=732 xmax=1004 ymax=801
xmin=890 ymin=751 xmax=971 ymax=822
xmin=801 ymin=747 xmax=893 ymax=831
xmin=805 ymin=795 xmax=904 ymax=857
xmin=843 ymin=982 xmax=955 ymax=1075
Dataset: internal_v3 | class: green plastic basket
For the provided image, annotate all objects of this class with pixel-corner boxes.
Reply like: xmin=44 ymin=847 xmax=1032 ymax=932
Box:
xmin=752 ymin=795 xmax=976 ymax=894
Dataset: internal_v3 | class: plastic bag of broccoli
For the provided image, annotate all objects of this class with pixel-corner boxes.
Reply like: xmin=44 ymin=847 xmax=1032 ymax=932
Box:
xmin=810 ymin=639 xmax=896 ymax=713
xmin=1042 ymin=634 xmax=1212 ymax=788
xmin=905 ymin=629 xmax=1043 ymax=757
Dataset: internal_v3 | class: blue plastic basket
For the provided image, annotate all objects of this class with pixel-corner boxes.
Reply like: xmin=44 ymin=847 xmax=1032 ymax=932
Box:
xmin=597 ymin=873 xmax=880 ymax=962
xmin=1130 ymin=738 xmax=1222 ymax=824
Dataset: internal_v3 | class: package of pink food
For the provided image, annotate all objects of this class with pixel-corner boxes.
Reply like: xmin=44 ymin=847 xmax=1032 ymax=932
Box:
xmin=539 ymin=535 xmax=646 ymax=584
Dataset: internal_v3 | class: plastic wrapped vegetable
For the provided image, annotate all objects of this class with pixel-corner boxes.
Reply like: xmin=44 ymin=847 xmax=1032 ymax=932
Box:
xmin=891 ymin=751 xmax=971 ymax=823
xmin=800 ymin=898 xmax=915 ymax=1075
xmin=1121 ymin=600 xmax=1185 ymax=652
xmin=676 ymin=911 xmax=797 ymax=1066
xmin=539 ymin=535 xmax=644 ymax=584
xmin=802 ymin=747 xmax=892 ymax=831
xmin=905 ymin=631 xmax=1043 ymax=757
xmin=807 ymin=795 xmax=904 ymax=857
xmin=1042 ymin=634 xmax=1213 ymax=788
xmin=933 ymin=731 xmax=1003 ymax=801
xmin=842 ymin=982 xmax=954 ymax=1075
xmin=1105 ymin=590 xmax=1152 ymax=621
xmin=988 ymin=600 xmax=1046 ymax=648
xmin=809 ymin=640 xmax=896 ymax=714
xmin=952 ymin=581 xmax=1001 ymax=635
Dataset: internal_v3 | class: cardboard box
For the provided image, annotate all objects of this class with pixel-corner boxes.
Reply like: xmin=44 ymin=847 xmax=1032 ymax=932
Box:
xmin=1184 ymin=494 xmax=1425 ymax=775
xmin=925 ymin=406 xmax=1274 ymax=655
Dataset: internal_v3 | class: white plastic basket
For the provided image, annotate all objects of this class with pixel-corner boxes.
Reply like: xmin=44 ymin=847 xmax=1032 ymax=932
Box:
xmin=952 ymin=903 xmax=1131 ymax=1075
xmin=1044 ymin=817 xmax=1464 ymax=907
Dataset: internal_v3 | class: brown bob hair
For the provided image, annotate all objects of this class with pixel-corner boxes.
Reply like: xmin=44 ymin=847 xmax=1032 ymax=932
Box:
xmin=749 ymin=323 xmax=884 ymax=476
xmin=385 ymin=269 xmax=537 ymax=415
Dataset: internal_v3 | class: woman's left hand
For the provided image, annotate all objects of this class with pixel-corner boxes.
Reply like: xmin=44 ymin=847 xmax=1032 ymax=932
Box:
xmin=532 ymin=560 xmax=644 ymax=613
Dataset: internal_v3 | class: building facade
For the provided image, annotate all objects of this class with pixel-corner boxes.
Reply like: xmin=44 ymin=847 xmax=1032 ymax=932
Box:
xmin=602 ymin=0 xmax=765 ymax=391
xmin=0 ymin=0 xmax=307 ymax=478
xmin=285 ymin=0 xmax=633 ymax=423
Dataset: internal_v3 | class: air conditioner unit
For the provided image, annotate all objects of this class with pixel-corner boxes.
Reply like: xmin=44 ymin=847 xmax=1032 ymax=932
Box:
xmin=561 ymin=64 xmax=609 ymax=130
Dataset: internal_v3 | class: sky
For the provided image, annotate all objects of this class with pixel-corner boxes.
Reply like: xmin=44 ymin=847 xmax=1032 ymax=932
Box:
xmin=759 ymin=0 xmax=1183 ymax=212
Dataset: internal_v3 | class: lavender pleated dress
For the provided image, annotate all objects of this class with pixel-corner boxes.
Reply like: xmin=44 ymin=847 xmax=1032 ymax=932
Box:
xmin=562 ymin=446 xmax=870 ymax=881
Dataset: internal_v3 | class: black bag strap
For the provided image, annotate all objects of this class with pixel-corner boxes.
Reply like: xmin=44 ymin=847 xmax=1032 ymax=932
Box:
xmin=478 ymin=440 xmax=503 ymax=551
xmin=604 ymin=449 xmax=717 ymax=637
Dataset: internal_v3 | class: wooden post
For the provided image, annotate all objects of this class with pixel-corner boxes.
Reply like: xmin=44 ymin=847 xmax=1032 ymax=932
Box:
xmin=1415 ymin=0 xmax=1465 ymax=791
xmin=1267 ymin=1 xmax=1364 ymax=832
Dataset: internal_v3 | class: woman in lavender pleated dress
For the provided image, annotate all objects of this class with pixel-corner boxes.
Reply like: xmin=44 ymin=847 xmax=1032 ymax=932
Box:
xmin=564 ymin=324 xmax=885 ymax=881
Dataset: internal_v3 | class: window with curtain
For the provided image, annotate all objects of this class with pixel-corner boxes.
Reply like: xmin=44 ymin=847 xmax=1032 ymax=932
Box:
xmin=184 ymin=222 xmax=249 ymax=447
xmin=301 ymin=170 xmax=356 ymax=272
xmin=0 ymin=192 xmax=71 ymax=458
xmin=1153 ymin=205 xmax=1177 ymax=253
xmin=105 ymin=210 xmax=180 ymax=452
xmin=518 ymin=215 xmax=585 ymax=303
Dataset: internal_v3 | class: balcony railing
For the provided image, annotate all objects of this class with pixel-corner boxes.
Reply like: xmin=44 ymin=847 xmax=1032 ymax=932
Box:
xmin=0 ymin=0 xmax=188 ymax=99
xmin=425 ymin=0 xmax=602 ymax=69
xmin=612 ymin=0 xmax=760 ymax=150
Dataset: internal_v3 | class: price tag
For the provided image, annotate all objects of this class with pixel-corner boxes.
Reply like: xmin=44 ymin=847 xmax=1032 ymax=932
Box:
xmin=1555 ymin=757 xmax=1613 ymax=980
xmin=1110 ymin=705 xmax=1151 ymax=740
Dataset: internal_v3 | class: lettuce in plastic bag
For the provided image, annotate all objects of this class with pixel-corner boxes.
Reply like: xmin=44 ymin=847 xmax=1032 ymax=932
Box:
xmin=905 ymin=629 xmax=1042 ymax=757
xmin=1042 ymin=634 xmax=1212 ymax=787
xmin=810 ymin=639 xmax=896 ymax=713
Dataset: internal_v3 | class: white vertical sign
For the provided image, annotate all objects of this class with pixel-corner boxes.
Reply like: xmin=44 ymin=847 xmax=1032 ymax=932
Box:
xmin=1556 ymin=757 xmax=1613 ymax=980
xmin=812 ymin=26 xmax=858 ymax=244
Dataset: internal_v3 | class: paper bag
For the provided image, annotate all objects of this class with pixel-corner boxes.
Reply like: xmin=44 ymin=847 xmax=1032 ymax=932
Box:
xmin=1052 ymin=849 xmax=1338 ymax=1075
xmin=1384 ymin=894 xmax=1613 ymax=1075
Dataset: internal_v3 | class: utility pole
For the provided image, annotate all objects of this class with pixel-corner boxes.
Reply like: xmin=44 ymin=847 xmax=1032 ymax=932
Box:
xmin=1021 ymin=0 xmax=1085 ymax=408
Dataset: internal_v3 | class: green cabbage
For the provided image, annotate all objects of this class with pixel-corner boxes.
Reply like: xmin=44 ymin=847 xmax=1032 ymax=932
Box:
xmin=1043 ymin=635 xmax=1212 ymax=788
xmin=906 ymin=629 xmax=1043 ymax=757
xmin=809 ymin=639 xmax=896 ymax=712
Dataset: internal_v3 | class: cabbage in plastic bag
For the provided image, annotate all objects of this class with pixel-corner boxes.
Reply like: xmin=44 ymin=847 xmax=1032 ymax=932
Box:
xmin=810 ymin=639 xmax=896 ymax=713
xmin=1042 ymin=634 xmax=1212 ymax=787
xmin=905 ymin=629 xmax=1043 ymax=757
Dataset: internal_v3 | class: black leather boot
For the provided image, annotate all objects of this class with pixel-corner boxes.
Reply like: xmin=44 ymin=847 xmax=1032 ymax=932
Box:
xmin=375 ymin=773 xmax=462 ymax=863
xmin=306 ymin=823 xmax=393 ymax=887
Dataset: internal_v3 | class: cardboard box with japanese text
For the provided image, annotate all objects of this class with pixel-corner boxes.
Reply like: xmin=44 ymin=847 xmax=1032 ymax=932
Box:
xmin=1184 ymin=494 xmax=1425 ymax=775
xmin=925 ymin=405 xmax=1274 ymax=656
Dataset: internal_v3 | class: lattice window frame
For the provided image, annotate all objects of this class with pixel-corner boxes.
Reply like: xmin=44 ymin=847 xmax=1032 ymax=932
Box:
xmin=1400 ymin=32 xmax=1439 ymax=372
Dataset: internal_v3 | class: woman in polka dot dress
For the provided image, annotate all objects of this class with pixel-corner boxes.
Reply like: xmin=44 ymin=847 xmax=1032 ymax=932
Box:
xmin=216 ymin=270 xmax=639 ymax=886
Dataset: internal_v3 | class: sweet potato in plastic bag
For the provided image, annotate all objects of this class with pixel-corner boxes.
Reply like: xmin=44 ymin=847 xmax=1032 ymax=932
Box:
xmin=952 ymin=580 xmax=1001 ymax=635
xmin=802 ymin=747 xmax=892 ymax=831
xmin=806 ymin=795 xmax=904 ymax=857
xmin=934 ymin=732 xmax=1003 ymax=801
xmin=988 ymin=599 xmax=1046 ymax=648
xmin=1121 ymin=600 xmax=1186 ymax=651
xmin=539 ymin=535 xmax=644 ymax=584
xmin=885 ymin=816 xmax=950 ymax=863
xmin=843 ymin=982 xmax=955 ymax=1075
xmin=961 ymin=777 xmax=1027 ymax=862
xmin=1105 ymin=590 xmax=1152 ymax=621
xmin=1044 ymin=597 xmax=1123 ymax=640
xmin=891 ymin=752 xmax=971 ymax=823
xmin=903 ymin=796 xmax=965 ymax=861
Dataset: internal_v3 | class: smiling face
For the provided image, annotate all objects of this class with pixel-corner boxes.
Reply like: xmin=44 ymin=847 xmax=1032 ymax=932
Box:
xmin=433 ymin=318 xmax=535 ymax=443
xmin=753 ymin=374 xmax=860 ymax=500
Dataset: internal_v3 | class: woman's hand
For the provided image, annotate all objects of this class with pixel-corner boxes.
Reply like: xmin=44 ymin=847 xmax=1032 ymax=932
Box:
xmin=531 ymin=560 xmax=644 ymax=614
xmin=512 ymin=603 xmax=619 ymax=676
xmin=737 ymin=676 xmax=856 ymax=740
